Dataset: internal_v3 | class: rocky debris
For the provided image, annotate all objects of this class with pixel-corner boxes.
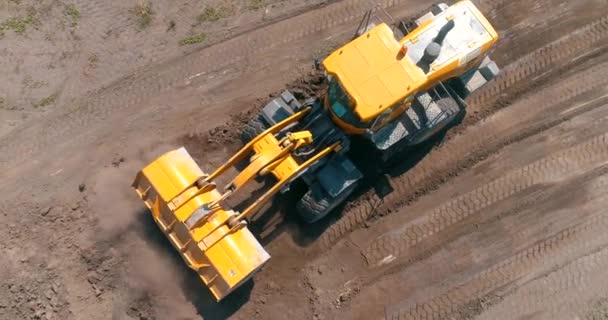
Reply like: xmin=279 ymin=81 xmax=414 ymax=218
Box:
xmin=86 ymin=271 xmax=105 ymax=297
xmin=112 ymin=156 xmax=125 ymax=167
xmin=92 ymin=284 xmax=103 ymax=297
xmin=86 ymin=271 xmax=102 ymax=285
xmin=286 ymin=69 xmax=327 ymax=99
xmin=80 ymin=248 xmax=121 ymax=300
xmin=334 ymin=286 xmax=360 ymax=309
xmin=5 ymin=281 xmax=66 ymax=319
xmin=39 ymin=207 xmax=52 ymax=217
xmin=78 ymin=183 xmax=86 ymax=192
xmin=126 ymin=297 xmax=155 ymax=320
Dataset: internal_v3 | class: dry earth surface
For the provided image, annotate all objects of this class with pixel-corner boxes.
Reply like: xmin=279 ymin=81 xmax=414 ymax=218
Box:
xmin=1 ymin=0 xmax=608 ymax=319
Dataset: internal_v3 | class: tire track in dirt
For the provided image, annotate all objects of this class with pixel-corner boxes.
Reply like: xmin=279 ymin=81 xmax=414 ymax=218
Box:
xmin=387 ymin=188 xmax=608 ymax=320
xmin=362 ymin=132 xmax=608 ymax=266
xmin=319 ymin=20 xmax=608 ymax=249
xmin=475 ymin=237 xmax=608 ymax=319
xmin=466 ymin=15 xmax=608 ymax=115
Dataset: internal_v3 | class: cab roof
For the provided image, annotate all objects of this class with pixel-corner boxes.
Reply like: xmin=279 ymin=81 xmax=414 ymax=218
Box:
xmin=322 ymin=23 xmax=427 ymax=122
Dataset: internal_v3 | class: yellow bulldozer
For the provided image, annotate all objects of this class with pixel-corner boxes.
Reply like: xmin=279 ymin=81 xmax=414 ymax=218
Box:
xmin=132 ymin=0 xmax=499 ymax=301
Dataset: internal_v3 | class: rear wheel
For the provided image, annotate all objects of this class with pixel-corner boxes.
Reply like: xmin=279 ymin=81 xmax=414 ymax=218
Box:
xmin=237 ymin=114 xmax=269 ymax=177
xmin=296 ymin=183 xmax=357 ymax=223
xmin=240 ymin=115 xmax=268 ymax=144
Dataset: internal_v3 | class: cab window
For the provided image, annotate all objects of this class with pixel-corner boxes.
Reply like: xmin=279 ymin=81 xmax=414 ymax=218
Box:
xmin=327 ymin=77 xmax=371 ymax=129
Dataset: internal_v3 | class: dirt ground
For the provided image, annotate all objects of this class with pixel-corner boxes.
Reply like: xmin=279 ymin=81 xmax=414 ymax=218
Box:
xmin=1 ymin=0 xmax=608 ymax=319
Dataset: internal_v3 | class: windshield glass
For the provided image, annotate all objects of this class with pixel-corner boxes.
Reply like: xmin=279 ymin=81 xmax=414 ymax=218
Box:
xmin=327 ymin=77 xmax=370 ymax=128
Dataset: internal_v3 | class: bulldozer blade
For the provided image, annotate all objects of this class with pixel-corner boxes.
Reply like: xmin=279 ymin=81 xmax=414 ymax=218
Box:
xmin=132 ymin=147 xmax=270 ymax=301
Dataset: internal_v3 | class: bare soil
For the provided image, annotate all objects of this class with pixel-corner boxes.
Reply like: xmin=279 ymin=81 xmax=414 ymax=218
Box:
xmin=1 ymin=0 xmax=608 ymax=319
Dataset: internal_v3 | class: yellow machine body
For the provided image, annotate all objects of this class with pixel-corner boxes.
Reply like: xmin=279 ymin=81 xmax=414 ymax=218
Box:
xmin=322 ymin=0 xmax=498 ymax=126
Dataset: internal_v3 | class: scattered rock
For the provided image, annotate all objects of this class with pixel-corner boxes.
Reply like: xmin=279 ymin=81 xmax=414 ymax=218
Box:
xmin=340 ymin=267 xmax=345 ymax=273
xmin=33 ymin=309 xmax=45 ymax=319
xmin=71 ymin=203 xmax=80 ymax=211
xmin=265 ymin=281 xmax=280 ymax=291
xmin=50 ymin=284 xmax=58 ymax=294
xmin=78 ymin=183 xmax=86 ymax=192
xmin=111 ymin=157 xmax=125 ymax=167
xmin=317 ymin=265 xmax=324 ymax=275
xmin=86 ymin=271 xmax=101 ymax=284
xmin=40 ymin=207 xmax=52 ymax=217
xmin=94 ymin=286 xmax=103 ymax=297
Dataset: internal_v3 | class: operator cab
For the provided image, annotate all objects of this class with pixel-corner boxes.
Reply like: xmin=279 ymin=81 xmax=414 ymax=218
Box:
xmin=321 ymin=0 xmax=498 ymax=134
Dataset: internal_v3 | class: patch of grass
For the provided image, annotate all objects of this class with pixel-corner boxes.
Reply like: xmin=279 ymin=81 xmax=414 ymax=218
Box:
xmin=131 ymin=0 xmax=153 ymax=29
xmin=179 ymin=32 xmax=207 ymax=45
xmin=587 ymin=298 xmax=608 ymax=320
xmin=197 ymin=5 xmax=229 ymax=23
xmin=88 ymin=54 xmax=98 ymax=64
xmin=248 ymin=0 xmax=265 ymax=10
xmin=33 ymin=93 xmax=58 ymax=108
xmin=64 ymin=4 xmax=80 ymax=26
xmin=22 ymin=76 xmax=48 ymax=89
xmin=0 ymin=15 xmax=34 ymax=35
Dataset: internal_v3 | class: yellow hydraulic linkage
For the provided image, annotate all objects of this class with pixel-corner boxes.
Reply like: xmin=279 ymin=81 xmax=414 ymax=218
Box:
xmin=132 ymin=106 xmax=341 ymax=301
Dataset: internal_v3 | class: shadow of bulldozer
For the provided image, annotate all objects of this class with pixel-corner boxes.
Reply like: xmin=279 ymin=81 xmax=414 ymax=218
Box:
xmin=248 ymin=126 xmax=451 ymax=248
xmin=133 ymin=208 xmax=252 ymax=320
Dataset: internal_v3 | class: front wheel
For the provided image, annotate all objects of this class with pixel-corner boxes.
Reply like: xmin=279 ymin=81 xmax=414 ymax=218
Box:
xmin=240 ymin=114 xmax=268 ymax=144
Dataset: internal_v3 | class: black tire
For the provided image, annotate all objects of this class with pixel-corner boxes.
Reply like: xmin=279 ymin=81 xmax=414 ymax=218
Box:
xmin=296 ymin=183 xmax=357 ymax=223
xmin=240 ymin=115 xmax=268 ymax=144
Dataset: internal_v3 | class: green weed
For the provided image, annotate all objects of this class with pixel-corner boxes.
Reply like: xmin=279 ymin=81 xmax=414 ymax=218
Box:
xmin=248 ymin=0 xmax=265 ymax=10
xmin=64 ymin=4 xmax=80 ymax=26
xmin=0 ymin=15 xmax=34 ymax=35
xmin=179 ymin=32 xmax=207 ymax=45
xmin=131 ymin=0 xmax=153 ymax=29
xmin=33 ymin=93 xmax=57 ymax=108
xmin=197 ymin=5 xmax=229 ymax=23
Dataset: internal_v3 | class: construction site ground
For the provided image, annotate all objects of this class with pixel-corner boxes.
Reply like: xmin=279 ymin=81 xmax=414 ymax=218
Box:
xmin=1 ymin=0 xmax=608 ymax=319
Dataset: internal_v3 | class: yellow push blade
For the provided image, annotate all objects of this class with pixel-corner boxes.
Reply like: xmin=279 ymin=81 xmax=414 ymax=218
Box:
xmin=132 ymin=147 xmax=270 ymax=301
